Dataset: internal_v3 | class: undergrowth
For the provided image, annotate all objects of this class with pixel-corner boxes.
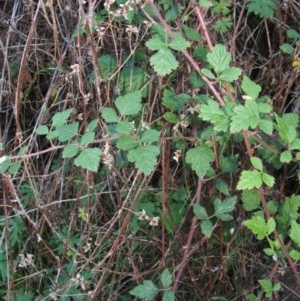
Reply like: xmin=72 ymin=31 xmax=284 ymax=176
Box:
xmin=0 ymin=0 xmax=300 ymax=300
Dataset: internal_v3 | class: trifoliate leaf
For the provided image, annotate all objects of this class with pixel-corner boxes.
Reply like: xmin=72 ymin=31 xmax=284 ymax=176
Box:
xmin=129 ymin=280 xmax=159 ymax=301
xmin=201 ymin=220 xmax=214 ymax=238
xmin=186 ymin=146 xmax=214 ymax=179
xmin=250 ymin=157 xmax=263 ymax=171
xmin=80 ymin=132 xmax=95 ymax=146
xmin=206 ymin=44 xmax=231 ymax=74
xmin=74 ymin=148 xmax=101 ymax=172
xmin=193 ymin=204 xmax=208 ymax=219
xmin=36 ymin=125 xmax=49 ymax=135
xmin=115 ymin=91 xmax=142 ymax=116
xmin=52 ymin=108 xmax=73 ymax=127
xmin=56 ymin=122 xmax=79 ymax=142
xmin=160 ymin=269 xmax=173 ymax=288
xmin=168 ymin=32 xmax=190 ymax=51
xmin=101 ymin=108 xmax=118 ymax=122
xmin=62 ymin=145 xmax=80 ymax=158
xmin=128 ymin=145 xmax=160 ymax=175
xmin=116 ymin=121 xmax=133 ymax=135
xmin=219 ymin=67 xmax=241 ymax=82
xmin=241 ymin=76 xmax=261 ymax=101
xmin=116 ymin=136 xmax=139 ymax=150
xmin=261 ymin=172 xmax=275 ymax=187
xmin=140 ymin=129 xmax=160 ymax=143
xmin=150 ymin=49 xmax=179 ymax=76
xmin=237 ymin=170 xmax=262 ymax=190
xmin=230 ymin=100 xmax=260 ymax=132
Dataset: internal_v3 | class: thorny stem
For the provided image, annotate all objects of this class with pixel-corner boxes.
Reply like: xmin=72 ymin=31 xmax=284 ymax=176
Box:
xmin=172 ymin=179 xmax=203 ymax=292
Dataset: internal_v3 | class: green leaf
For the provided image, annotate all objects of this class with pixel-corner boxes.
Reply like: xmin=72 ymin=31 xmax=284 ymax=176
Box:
xmin=247 ymin=0 xmax=276 ymax=18
xmin=215 ymin=178 xmax=229 ymax=195
xmin=244 ymin=216 xmax=268 ymax=240
xmin=212 ymin=16 xmax=233 ymax=34
xmin=0 ymin=156 xmax=11 ymax=173
xmin=198 ymin=0 xmax=213 ymax=8
xmin=199 ymin=98 xmax=229 ymax=132
xmin=52 ymin=108 xmax=73 ymax=127
xmin=266 ymin=217 xmax=276 ymax=235
xmin=241 ymin=76 xmax=261 ymax=101
xmin=150 ymin=49 xmax=179 ymax=76
xmin=214 ymin=196 xmax=237 ymax=213
xmin=201 ymin=68 xmax=216 ymax=79
xmin=128 ymin=145 xmax=160 ymax=175
xmin=116 ymin=136 xmax=139 ymax=150
xmin=160 ymin=269 xmax=173 ymax=288
xmin=56 ymin=122 xmax=79 ymax=142
xmin=287 ymin=29 xmax=300 ymax=40
xmin=98 ymin=54 xmax=117 ymax=81
xmin=140 ymin=129 xmax=160 ymax=143
xmin=290 ymin=221 xmax=300 ymax=247
xmin=80 ymin=132 xmax=95 ymax=146
xmin=258 ymin=119 xmax=273 ymax=135
xmin=129 ymin=280 xmax=159 ymax=301
xmin=219 ymin=155 xmax=238 ymax=173
xmin=206 ymin=44 xmax=231 ymax=74
xmin=62 ymin=145 xmax=80 ymax=158
xmin=118 ymin=67 xmax=147 ymax=94
xmin=163 ymin=112 xmax=180 ymax=123
xmin=183 ymin=25 xmax=200 ymax=42
xmin=168 ymin=32 xmax=190 ymax=51
xmin=280 ymin=150 xmax=292 ymax=163
xmin=250 ymin=157 xmax=263 ymax=171
xmin=36 ymin=125 xmax=49 ymax=135
xmin=242 ymin=189 xmax=261 ymax=211
xmin=189 ymin=70 xmax=205 ymax=88
xmin=116 ymin=121 xmax=133 ymax=135
xmin=290 ymin=249 xmax=300 ymax=260
xmin=237 ymin=170 xmax=262 ymax=190
xmin=115 ymin=91 xmax=142 ymax=116
xmin=261 ymin=172 xmax=275 ymax=187
xmin=8 ymin=162 xmax=21 ymax=174
xmin=219 ymin=67 xmax=241 ymax=82
xmin=74 ymin=148 xmax=101 ymax=172
xmin=275 ymin=113 xmax=298 ymax=144
xmin=146 ymin=34 xmax=167 ymax=51
xmin=87 ymin=119 xmax=98 ymax=132
xmin=193 ymin=204 xmax=208 ymax=219
xmin=101 ymin=108 xmax=118 ymax=122
xmin=186 ymin=146 xmax=214 ymax=179
xmin=280 ymin=43 xmax=295 ymax=54
xmin=163 ymin=290 xmax=175 ymax=301
xmin=201 ymin=220 xmax=214 ymax=238
xmin=230 ymin=100 xmax=260 ymax=132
